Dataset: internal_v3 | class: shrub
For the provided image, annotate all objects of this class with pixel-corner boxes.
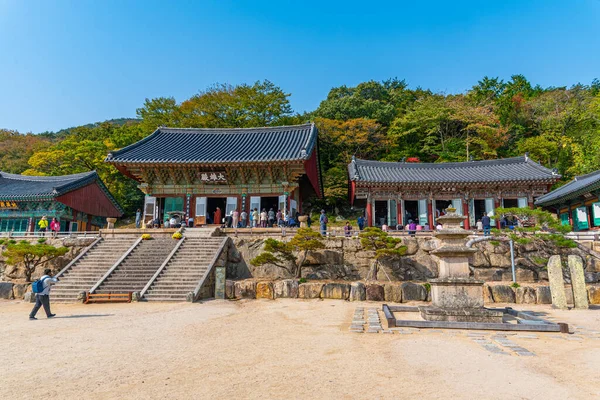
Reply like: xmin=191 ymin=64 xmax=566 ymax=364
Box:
xmin=37 ymin=238 xmax=47 ymax=244
xmin=510 ymin=282 xmax=520 ymax=289
xmin=298 ymin=277 xmax=307 ymax=284
xmin=489 ymin=240 xmax=500 ymax=246
xmin=423 ymin=282 xmax=431 ymax=292
xmin=530 ymin=256 xmax=548 ymax=265
xmin=172 ymin=232 xmax=183 ymax=240
xmin=141 ymin=234 xmax=152 ymax=240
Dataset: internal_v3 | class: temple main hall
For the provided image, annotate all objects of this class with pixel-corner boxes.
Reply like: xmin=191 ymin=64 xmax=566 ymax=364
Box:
xmin=106 ymin=124 xmax=323 ymax=225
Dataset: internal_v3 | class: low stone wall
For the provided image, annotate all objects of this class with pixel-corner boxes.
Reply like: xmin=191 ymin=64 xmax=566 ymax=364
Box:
xmin=225 ymin=279 xmax=600 ymax=305
xmin=225 ymin=235 xmax=600 ymax=284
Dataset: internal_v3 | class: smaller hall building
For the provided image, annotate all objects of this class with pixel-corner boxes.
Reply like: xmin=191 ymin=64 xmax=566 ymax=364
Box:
xmin=106 ymin=124 xmax=323 ymax=225
xmin=348 ymin=156 xmax=560 ymax=229
xmin=535 ymin=169 xmax=600 ymax=231
xmin=0 ymin=171 xmax=123 ymax=233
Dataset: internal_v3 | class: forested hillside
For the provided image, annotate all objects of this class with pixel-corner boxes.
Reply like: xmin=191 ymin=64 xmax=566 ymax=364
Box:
xmin=2 ymin=76 xmax=599 ymax=215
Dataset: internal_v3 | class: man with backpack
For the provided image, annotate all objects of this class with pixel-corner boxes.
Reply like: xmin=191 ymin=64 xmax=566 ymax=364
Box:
xmin=319 ymin=209 xmax=328 ymax=236
xmin=29 ymin=269 xmax=58 ymax=320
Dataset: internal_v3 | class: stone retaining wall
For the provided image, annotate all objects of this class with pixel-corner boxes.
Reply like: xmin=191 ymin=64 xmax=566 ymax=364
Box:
xmin=225 ymin=279 xmax=600 ymax=305
xmin=225 ymin=235 xmax=600 ymax=284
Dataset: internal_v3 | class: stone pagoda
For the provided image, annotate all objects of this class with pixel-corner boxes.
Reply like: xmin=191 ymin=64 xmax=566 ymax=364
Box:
xmin=420 ymin=207 xmax=503 ymax=323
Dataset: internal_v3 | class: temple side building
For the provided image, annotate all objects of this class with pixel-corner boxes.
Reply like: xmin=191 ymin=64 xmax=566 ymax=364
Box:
xmin=535 ymin=169 xmax=600 ymax=231
xmin=106 ymin=124 xmax=323 ymax=225
xmin=0 ymin=171 xmax=123 ymax=233
xmin=348 ymin=156 xmax=560 ymax=229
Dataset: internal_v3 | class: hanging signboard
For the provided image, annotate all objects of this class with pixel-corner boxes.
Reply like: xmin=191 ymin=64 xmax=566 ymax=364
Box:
xmin=199 ymin=172 xmax=227 ymax=183
xmin=0 ymin=201 xmax=18 ymax=210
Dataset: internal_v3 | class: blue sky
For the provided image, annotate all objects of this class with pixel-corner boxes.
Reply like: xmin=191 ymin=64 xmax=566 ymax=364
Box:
xmin=0 ymin=0 xmax=599 ymax=133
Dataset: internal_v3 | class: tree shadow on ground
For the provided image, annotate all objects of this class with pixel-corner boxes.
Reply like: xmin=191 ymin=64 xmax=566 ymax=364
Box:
xmin=53 ymin=314 xmax=114 ymax=319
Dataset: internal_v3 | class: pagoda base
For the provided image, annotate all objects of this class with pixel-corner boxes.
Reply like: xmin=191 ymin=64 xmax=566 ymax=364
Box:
xmin=419 ymin=306 xmax=504 ymax=323
xmin=429 ymin=277 xmax=485 ymax=309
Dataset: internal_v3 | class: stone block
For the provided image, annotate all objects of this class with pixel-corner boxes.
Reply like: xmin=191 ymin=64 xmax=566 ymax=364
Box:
xmin=12 ymin=283 xmax=30 ymax=300
xmin=274 ymin=279 xmax=299 ymax=298
xmin=547 ymin=255 xmax=567 ymax=309
xmin=401 ymin=282 xmax=427 ymax=302
xmin=490 ymin=285 xmax=516 ymax=303
xmin=516 ymin=286 xmax=537 ymax=304
xmin=588 ymin=286 xmax=600 ymax=305
xmin=489 ymin=253 xmax=511 ymax=268
xmin=585 ymin=272 xmax=599 ymax=283
xmin=349 ymin=282 xmax=366 ymax=301
xmin=471 ymin=251 xmax=491 ymax=267
xmin=234 ymin=280 xmax=257 ymax=299
xmin=0 ymin=282 xmax=14 ymax=299
xmin=568 ymin=255 xmax=588 ymax=309
xmin=383 ymin=283 xmax=402 ymax=303
xmin=299 ymin=282 xmax=323 ymax=299
xmin=320 ymin=283 xmax=350 ymax=300
xmin=430 ymin=279 xmax=484 ymax=308
xmin=516 ymin=268 xmax=535 ymax=282
xmin=24 ymin=292 xmax=36 ymax=303
xmin=536 ymin=286 xmax=552 ymax=304
xmin=225 ymin=280 xmax=236 ymax=299
xmin=420 ymin=238 xmax=439 ymax=252
xmin=305 ymin=249 xmax=343 ymax=265
xmin=473 ymin=268 xmax=503 ymax=281
xmin=366 ymin=283 xmax=385 ymax=301
xmin=482 ymin=284 xmax=494 ymax=303
xmin=256 ymin=281 xmax=274 ymax=299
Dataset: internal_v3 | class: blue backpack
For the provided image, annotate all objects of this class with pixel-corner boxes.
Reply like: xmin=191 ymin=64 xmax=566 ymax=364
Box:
xmin=32 ymin=276 xmax=49 ymax=294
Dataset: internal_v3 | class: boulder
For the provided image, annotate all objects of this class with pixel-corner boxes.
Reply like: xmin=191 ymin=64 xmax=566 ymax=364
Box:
xmin=482 ymin=284 xmax=494 ymax=303
xmin=401 ymin=282 xmax=427 ymax=302
xmin=516 ymin=286 xmax=537 ymax=304
xmin=383 ymin=283 xmax=402 ymax=303
xmin=225 ymin=280 xmax=236 ymax=299
xmin=305 ymin=250 xmax=344 ymax=265
xmin=274 ymin=279 xmax=299 ymax=298
xmin=365 ymin=283 xmax=385 ymax=301
xmin=24 ymin=292 xmax=36 ymax=303
xmin=320 ymin=283 xmax=350 ymax=300
xmin=349 ymin=282 xmax=366 ymax=301
xmin=0 ymin=282 xmax=14 ymax=299
xmin=403 ymin=238 xmax=419 ymax=255
xmin=12 ymin=283 xmax=30 ymax=300
xmin=234 ymin=280 xmax=257 ymax=299
xmin=411 ymin=251 xmax=439 ymax=277
xmin=585 ymin=272 xmax=599 ymax=283
xmin=256 ymin=281 xmax=274 ymax=299
xmin=536 ymin=286 xmax=552 ymax=304
xmin=588 ymin=286 xmax=600 ymax=305
xmin=299 ymin=282 xmax=323 ymax=299
xmin=490 ymin=285 xmax=515 ymax=303
xmin=420 ymin=238 xmax=439 ymax=252
xmin=471 ymin=251 xmax=491 ymax=267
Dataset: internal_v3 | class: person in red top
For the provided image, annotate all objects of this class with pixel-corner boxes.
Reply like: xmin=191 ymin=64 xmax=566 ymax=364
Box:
xmin=50 ymin=218 xmax=60 ymax=238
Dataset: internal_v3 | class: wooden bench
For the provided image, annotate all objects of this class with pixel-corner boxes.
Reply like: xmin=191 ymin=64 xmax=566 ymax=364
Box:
xmin=85 ymin=293 xmax=132 ymax=304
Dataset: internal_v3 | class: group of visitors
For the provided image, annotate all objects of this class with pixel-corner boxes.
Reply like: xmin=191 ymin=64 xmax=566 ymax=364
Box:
xmin=37 ymin=216 xmax=60 ymax=237
xmin=218 ymin=208 xmax=300 ymax=229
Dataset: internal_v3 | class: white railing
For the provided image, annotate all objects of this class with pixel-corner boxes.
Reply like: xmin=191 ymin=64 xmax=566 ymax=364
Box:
xmin=0 ymin=231 xmax=102 ymax=239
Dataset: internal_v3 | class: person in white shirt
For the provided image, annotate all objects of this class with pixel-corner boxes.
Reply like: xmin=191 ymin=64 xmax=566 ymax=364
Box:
xmin=29 ymin=269 xmax=58 ymax=320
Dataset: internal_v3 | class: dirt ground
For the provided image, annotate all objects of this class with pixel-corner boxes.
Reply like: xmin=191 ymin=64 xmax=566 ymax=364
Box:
xmin=1 ymin=299 xmax=599 ymax=400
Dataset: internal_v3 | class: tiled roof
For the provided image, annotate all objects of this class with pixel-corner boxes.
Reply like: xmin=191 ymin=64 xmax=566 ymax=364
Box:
xmin=0 ymin=171 xmax=123 ymax=213
xmin=535 ymin=169 xmax=600 ymax=207
xmin=348 ymin=156 xmax=560 ymax=185
xmin=105 ymin=124 xmax=317 ymax=164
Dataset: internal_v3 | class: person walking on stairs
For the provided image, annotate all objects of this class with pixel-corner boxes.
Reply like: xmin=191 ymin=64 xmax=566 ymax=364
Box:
xmin=29 ymin=269 xmax=58 ymax=320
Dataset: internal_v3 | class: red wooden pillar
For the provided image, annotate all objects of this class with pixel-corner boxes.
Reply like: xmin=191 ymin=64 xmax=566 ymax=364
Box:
xmin=463 ymin=201 xmax=471 ymax=230
xmin=495 ymin=199 xmax=501 ymax=229
xmin=397 ymin=200 xmax=402 ymax=227
xmin=568 ymin=206 xmax=573 ymax=227
xmin=366 ymin=201 xmax=373 ymax=227
xmin=427 ymin=200 xmax=434 ymax=229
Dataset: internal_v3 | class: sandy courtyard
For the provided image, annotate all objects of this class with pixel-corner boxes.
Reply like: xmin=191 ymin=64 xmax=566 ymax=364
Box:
xmin=1 ymin=299 xmax=599 ymax=400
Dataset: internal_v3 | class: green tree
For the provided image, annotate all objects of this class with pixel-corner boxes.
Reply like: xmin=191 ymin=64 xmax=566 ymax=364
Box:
xmin=2 ymin=241 xmax=69 ymax=282
xmin=136 ymin=97 xmax=181 ymax=133
xmin=250 ymin=228 xmax=325 ymax=278
xmin=359 ymin=227 xmax=406 ymax=280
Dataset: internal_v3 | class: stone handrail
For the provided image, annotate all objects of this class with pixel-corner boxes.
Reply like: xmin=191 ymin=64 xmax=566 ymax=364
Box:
xmin=89 ymin=236 xmax=143 ymax=294
xmin=139 ymin=237 xmax=186 ymax=298
xmin=191 ymin=237 xmax=230 ymax=301
xmin=54 ymin=237 xmax=103 ymax=279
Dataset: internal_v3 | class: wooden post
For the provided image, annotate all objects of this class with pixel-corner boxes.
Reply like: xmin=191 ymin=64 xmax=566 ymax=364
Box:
xmin=463 ymin=200 xmax=471 ymax=230
xmin=397 ymin=200 xmax=402 ymax=227
xmin=366 ymin=200 xmax=373 ymax=227
xmin=427 ymin=200 xmax=434 ymax=229
xmin=495 ymin=199 xmax=501 ymax=229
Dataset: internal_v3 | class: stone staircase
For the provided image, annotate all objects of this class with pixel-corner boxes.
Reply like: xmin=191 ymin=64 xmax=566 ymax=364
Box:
xmin=143 ymin=237 xmax=227 ymax=301
xmin=94 ymin=238 xmax=178 ymax=294
xmin=50 ymin=238 xmax=138 ymax=303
